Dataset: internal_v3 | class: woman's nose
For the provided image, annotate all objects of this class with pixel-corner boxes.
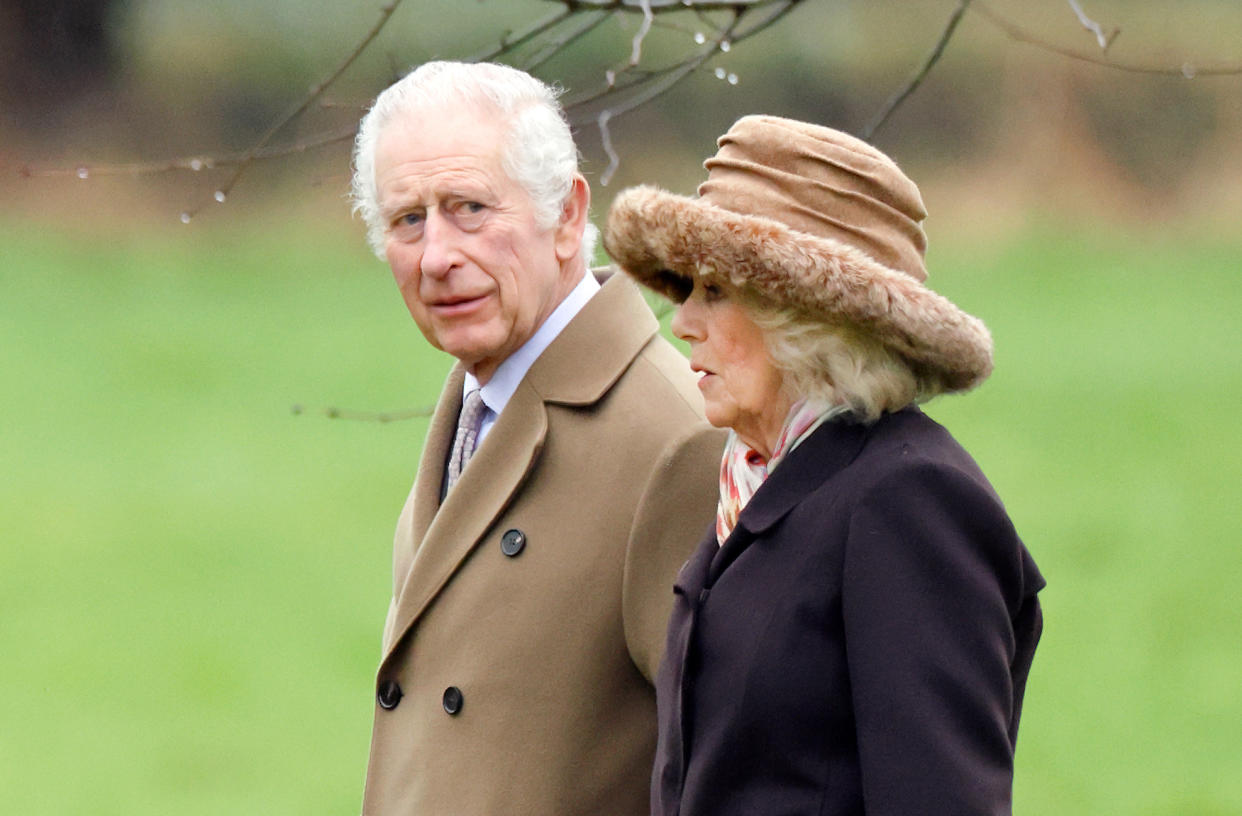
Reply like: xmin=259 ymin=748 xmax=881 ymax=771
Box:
xmin=671 ymin=297 xmax=701 ymax=343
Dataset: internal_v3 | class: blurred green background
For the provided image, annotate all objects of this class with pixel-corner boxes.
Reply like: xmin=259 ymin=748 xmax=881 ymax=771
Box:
xmin=3 ymin=1 xmax=1241 ymax=813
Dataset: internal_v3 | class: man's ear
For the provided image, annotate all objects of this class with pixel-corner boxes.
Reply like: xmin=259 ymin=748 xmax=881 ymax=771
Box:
xmin=554 ymin=175 xmax=591 ymax=262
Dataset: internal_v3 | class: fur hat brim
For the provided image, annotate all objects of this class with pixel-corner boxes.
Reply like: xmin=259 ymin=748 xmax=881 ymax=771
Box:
xmin=604 ymin=185 xmax=994 ymax=393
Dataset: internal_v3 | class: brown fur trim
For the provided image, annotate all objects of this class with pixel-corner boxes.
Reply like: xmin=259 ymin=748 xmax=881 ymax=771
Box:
xmin=604 ymin=185 xmax=993 ymax=393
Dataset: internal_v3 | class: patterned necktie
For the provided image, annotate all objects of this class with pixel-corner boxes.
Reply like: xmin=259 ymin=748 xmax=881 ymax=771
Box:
xmin=446 ymin=388 xmax=486 ymax=491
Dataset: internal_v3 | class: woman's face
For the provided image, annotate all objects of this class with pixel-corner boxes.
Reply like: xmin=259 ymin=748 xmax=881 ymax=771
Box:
xmin=671 ymin=279 xmax=792 ymax=459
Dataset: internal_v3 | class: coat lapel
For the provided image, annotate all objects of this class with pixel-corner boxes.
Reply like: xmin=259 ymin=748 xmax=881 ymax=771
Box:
xmin=382 ymin=275 xmax=660 ymax=664
xmin=383 ymin=378 xmax=547 ymax=664
xmin=408 ymin=367 xmax=464 ymax=559
xmin=673 ymin=526 xmax=718 ymax=600
xmin=706 ymin=416 xmax=871 ymax=585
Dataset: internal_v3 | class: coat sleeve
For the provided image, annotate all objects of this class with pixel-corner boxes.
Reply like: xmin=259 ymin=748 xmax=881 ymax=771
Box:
xmin=841 ymin=460 xmax=1029 ymax=815
xmin=621 ymin=424 xmax=724 ymax=684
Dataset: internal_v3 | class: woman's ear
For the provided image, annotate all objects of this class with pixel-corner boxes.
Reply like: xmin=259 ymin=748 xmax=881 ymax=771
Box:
xmin=554 ymin=175 xmax=591 ymax=262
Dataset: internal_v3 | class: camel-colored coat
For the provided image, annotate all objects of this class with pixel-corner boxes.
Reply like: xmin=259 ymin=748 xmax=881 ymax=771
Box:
xmin=361 ymin=275 xmax=724 ymax=815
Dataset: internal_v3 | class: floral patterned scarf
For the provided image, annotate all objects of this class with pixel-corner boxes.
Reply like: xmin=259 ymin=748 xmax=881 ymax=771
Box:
xmin=716 ymin=399 xmax=847 ymax=545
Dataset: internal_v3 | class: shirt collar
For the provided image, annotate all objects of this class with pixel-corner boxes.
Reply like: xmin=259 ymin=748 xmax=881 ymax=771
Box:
xmin=463 ymin=270 xmax=601 ymax=415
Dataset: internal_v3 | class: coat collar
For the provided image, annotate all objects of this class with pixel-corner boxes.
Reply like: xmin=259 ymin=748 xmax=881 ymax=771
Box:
xmin=524 ymin=273 xmax=659 ymax=405
xmin=382 ymin=274 xmax=660 ymax=665
xmin=707 ymin=415 xmax=871 ymax=585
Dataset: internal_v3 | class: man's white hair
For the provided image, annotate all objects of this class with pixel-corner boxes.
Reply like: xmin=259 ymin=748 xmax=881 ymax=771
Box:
xmin=350 ymin=60 xmax=596 ymax=260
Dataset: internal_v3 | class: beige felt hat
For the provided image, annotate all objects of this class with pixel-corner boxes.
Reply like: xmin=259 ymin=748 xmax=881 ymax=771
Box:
xmin=603 ymin=115 xmax=993 ymax=393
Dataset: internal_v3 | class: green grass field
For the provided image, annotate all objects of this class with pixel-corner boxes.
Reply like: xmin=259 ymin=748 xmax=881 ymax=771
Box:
xmin=3 ymin=215 xmax=1240 ymax=814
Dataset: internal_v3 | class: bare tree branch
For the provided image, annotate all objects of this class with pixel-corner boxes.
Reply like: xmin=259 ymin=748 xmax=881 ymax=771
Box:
xmin=468 ymin=5 xmax=577 ymax=63
xmin=597 ymin=110 xmax=622 ymax=185
xmin=973 ymin=2 xmax=1242 ymax=76
xmin=630 ymin=0 xmax=656 ymax=66
xmin=291 ymin=403 xmax=433 ymax=423
xmin=568 ymin=21 xmax=739 ymax=122
xmin=518 ymin=11 xmax=614 ymax=73
xmin=176 ymin=0 xmax=405 ymax=222
xmin=566 ymin=0 xmax=800 ymax=119
xmin=863 ymin=0 xmax=973 ymax=141
xmin=10 ymin=0 xmax=807 ymax=205
xmin=15 ymin=127 xmax=358 ymax=179
xmin=1066 ymin=0 xmax=1120 ymax=52
xmin=547 ymin=0 xmax=790 ymax=10
xmin=576 ymin=7 xmax=751 ymax=183
xmin=19 ymin=0 xmax=1239 ymax=229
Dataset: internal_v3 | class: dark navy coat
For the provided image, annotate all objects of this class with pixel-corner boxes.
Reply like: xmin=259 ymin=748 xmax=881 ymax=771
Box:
xmin=653 ymin=407 xmax=1045 ymax=816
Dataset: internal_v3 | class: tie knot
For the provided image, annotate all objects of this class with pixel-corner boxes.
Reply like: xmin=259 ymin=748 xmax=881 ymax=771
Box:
xmin=460 ymin=388 xmax=485 ymax=428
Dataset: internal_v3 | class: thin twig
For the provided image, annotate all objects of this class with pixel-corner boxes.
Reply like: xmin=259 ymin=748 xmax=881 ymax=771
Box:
xmin=712 ymin=0 xmax=802 ymax=52
xmin=16 ymin=127 xmax=358 ymax=179
xmin=1066 ymin=0 xmax=1120 ymax=52
xmin=598 ymin=110 xmax=621 ymax=185
xmin=571 ymin=16 xmax=740 ymax=124
xmin=178 ymin=0 xmax=405 ymax=220
xmin=542 ymin=0 xmax=786 ymax=10
xmin=564 ymin=0 xmax=801 ymax=115
xmin=630 ymin=0 xmax=656 ymax=65
xmin=18 ymin=0 xmax=811 ymax=191
xmin=863 ymin=0 xmax=972 ymax=141
xmin=291 ymin=403 xmax=434 ymax=423
xmin=577 ymin=9 xmax=753 ymax=183
xmin=973 ymin=2 xmax=1242 ymax=76
xmin=468 ymin=5 xmax=575 ymax=63
xmin=518 ymin=10 xmax=613 ymax=73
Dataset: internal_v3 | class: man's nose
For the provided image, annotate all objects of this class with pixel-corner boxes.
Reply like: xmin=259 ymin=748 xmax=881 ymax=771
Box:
xmin=419 ymin=210 xmax=460 ymax=279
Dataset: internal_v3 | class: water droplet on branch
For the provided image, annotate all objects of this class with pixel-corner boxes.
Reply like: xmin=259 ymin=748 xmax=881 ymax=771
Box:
xmin=213 ymin=190 xmax=227 ymax=203
xmin=76 ymin=167 xmax=89 ymax=179
xmin=714 ymin=67 xmax=727 ymax=80
xmin=727 ymin=73 xmax=739 ymax=85
xmin=720 ymin=41 xmax=732 ymax=53
xmin=694 ymin=32 xmax=706 ymax=45
xmin=1181 ymin=62 xmax=1197 ymax=78
xmin=190 ymin=158 xmax=205 ymax=171
xmin=179 ymin=212 xmax=192 ymax=224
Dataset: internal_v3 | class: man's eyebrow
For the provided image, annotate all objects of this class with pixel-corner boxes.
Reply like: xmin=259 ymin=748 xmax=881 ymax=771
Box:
xmin=379 ymin=196 xmax=425 ymax=218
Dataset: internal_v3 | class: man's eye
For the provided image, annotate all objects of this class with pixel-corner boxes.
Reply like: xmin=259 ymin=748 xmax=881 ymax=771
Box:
xmin=454 ymin=201 xmax=488 ymax=228
xmin=399 ymin=212 xmax=424 ymax=226
xmin=702 ymin=283 xmax=724 ymax=301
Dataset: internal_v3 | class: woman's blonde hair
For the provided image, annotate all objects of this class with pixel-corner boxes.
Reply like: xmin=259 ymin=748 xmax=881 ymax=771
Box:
xmin=743 ymin=293 xmax=949 ymax=424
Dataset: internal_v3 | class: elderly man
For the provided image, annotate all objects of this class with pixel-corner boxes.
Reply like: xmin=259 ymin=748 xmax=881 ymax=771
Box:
xmin=349 ymin=61 xmax=722 ymax=815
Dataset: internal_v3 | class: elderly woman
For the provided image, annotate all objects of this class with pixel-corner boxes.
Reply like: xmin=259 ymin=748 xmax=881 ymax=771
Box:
xmin=604 ymin=115 xmax=1045 ymax=816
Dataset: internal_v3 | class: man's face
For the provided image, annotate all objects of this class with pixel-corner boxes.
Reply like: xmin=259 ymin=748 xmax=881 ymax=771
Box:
xmin=374 ymin=106 xmax=580 ymax=383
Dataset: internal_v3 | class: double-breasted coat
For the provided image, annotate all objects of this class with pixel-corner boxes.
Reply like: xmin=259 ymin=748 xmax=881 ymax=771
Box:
xmin=653 ymin=407 xmax=1045 ymax=816
xmin=361 ymin=275 xmax=724 ymax=815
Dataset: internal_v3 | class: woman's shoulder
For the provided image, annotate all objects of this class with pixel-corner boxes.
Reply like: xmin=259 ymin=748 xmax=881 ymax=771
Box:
xmin=818 ymin=407 xmax=1003 ymax=510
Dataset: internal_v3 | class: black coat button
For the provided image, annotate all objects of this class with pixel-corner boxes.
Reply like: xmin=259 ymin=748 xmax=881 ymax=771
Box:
xmin=500 ymin=529 xmax=526 ymax=557
xmin=376 ymin=679 xmax=403 ymax=710
xmin=442 ymin=685 xmax=464 ymax=715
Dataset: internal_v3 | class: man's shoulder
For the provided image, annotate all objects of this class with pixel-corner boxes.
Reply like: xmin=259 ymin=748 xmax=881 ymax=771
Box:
xmin=619 ymin=332 xmax=705 ymax=418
